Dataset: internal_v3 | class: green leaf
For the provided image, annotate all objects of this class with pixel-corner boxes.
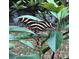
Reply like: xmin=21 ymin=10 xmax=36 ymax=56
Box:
xmin=19 ymin=40 xmax=35 ymax=49
xmin=9 ymin=26 xmax=36 ymax=34
xmin=9 ymin=26 xmax=37 ymax=40
xmin=9 ymin=33 xmax=37 ymax=40
xmin=9 ymin=33 xmax=36 ymax=40
xmin=56 ymin=5 xmax=65 ymax=13
xmin=40 ymin=2 xmax=56 ymax=12
xmin=58 ymin=7 xmax=69 ymax=20
xmin=51 ymin=7 xmax=69 ymax=20
xmin=47 ymin=0 xmax=58 ymax=7
xmin=50 ymin=11 xmax=58 ymax=18
xmin=16 ymin=33 xmax=37 ymax=39
xmin=9 ymin=34 xmax=16 ymax=40
xmin=17 ymin=5 xmax=26 ymax=10
xmin=28 ymin=0 xmax=35 ymax=6
xmin=16 ymin=54 xmax=40 ymax=59
xmin=57 ymin=10 xmax=62 ymax=20
xmin=40 ymin=3 xmax=64 ymax=13
xmin=47 ymin=31 xmax=63 ymax=52
xmin=16 ymin=15 xmax=42 ymax=21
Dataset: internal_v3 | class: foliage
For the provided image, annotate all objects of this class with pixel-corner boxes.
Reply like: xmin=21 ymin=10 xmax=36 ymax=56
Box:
xmin=9 ymin=26 xmax=37 ymax=40
xmin=50 ymin=7 xmax=69 ymax=20
xmin=16 ymin=54 xmax=40 ymax=59
xmin=47 ymin=0 xmax=58 ymax=7
xmin=9 ymin=53 xmax=40 ymax=59
xmin=47 ymin=31 xmax=63 ymax=52
xmin=9 ymin=26 xmax=36 ymax=34
xmin=9 ymin=0 xmax=69 ymax=59
xmin=16 ymin=15 xmax=43 ymax=21
xmin=19 ymin=40 xmax=35 ymax=49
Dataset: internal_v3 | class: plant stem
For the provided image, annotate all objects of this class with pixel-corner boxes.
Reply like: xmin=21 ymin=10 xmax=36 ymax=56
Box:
xmin=57 ymin=19 xmax=61 ymax=32
xmin=42 ymin=46 xmax=50 ymax=54
xmin=51 ymin=52 xmax=55 ymax=59
xmin=42 ymin=54 xmax=44 ymax=59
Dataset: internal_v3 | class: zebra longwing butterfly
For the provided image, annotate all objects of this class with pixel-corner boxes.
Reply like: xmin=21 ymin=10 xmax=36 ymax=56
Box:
xmin=18 ymin=17 xmax=54 ymax=32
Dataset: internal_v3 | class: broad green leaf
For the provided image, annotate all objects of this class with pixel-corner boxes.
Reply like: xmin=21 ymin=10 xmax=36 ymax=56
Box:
xmin=16 ymin=54 xmax=40 ymax=59
xmin=50 ymin=11 xmax=58 ymax=18
xmin=19 ymin=40 xmax=35 ymax=49
xmin=16 ymin=33 xmax=37 ymax=39
xmin=56 ymin=5 xmax=65 ymax=13
xmin=40 ymin=3 xmax=64 ymax=13
xmin=57 ymin=10 xmax=62 ymax=20
xmin=40 ymin=2 xmax=56 ymax=12
xmin=9 ymin=26 xmax=36 ymax=35
xmin=9 ymin=34 xmax=36 ymax=40
xmin=9 ymin=26 xmax=37 ymax=40
xmin=16 ymin=15 xmax=42 ymax=21
xmin=51 ymin=7 xmax=69 ymax=20
xmin=30 ymin=0 xmax=34 ymax=5
xmin=9 ymin=34 xmax=16 ymax=40
xmin=47 ymin=0 xmax=58 ymax=7
xmin=58 ymin=7 xmax=69 ymax=20
xmin=28 ymin=0 xmax=35 ymax=6
xmin=9 ymin=33 xmax=37 ymax=40
xmin=61 ymin=7 xmax=69 ymax=19
xmin=47 ymin=31 xmax=63 ymax=52
xmin=27 ymin=3 xmax=64 ymax=13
